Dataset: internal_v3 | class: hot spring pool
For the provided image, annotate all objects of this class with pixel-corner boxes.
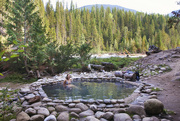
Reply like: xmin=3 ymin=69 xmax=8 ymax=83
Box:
xmin=42 ymin=81 xmax=137 ymax=100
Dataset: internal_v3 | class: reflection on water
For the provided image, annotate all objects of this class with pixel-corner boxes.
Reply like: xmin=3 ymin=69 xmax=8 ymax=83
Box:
xmin=42 ymin=81 xmax=136 ymax=100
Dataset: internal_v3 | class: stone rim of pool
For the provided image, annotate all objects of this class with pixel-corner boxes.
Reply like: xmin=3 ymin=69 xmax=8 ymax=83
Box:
xmin=39 ymin=77 xmax=141 ymax=104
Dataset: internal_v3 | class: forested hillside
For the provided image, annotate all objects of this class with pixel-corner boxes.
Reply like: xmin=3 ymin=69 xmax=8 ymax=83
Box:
xmin=41 ymin=1 xmax=179 ymax=53
xmin=0 ymin=0 xmax=179 ymax=76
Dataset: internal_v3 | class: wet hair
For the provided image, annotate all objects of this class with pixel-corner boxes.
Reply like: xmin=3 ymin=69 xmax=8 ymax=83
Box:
xmin=66 ymin=74 xmax=71 ymax=80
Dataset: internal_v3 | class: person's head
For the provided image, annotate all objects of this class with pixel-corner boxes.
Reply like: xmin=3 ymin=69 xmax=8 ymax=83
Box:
xmin=66 ymin=74 xmax=71 ymax=80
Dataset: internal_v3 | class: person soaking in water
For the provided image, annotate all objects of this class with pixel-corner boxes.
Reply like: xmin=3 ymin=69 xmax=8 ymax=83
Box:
xmin=63 ymin=74 xmax=77 ymax=89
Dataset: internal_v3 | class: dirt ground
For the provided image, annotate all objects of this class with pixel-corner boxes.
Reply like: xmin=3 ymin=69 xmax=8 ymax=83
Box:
xmin=137 ymin=48 xmax=180 ymax=121
xmin=0 ymin=48 xmax=180 ymax=120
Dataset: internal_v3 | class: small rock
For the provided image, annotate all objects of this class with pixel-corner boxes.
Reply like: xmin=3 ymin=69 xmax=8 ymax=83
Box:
xmin=102 ymin=112 xmax=113 ymax=120
xmin=53 ymin=100 xmax=64 ymax=103
xmin=47 ymin=102 xmax=57 ymax=107
xmin=149 ymin=95 xmax=157 ymax=99
xmin=16 ymin=111 xmax=30 ymax=121
xmin=44 ymin=115 xmax=57 ymax=121
xmin=175 ymin=72 xmax=180 ymax=76
xmin=104 ymin=99 xmax=111 ymax=104
xmin=30 ymin=102 xmax=42 ymax=107
xmin=114 ymin=113 xmax=132 ymax=121
xmin=69 ymin=103 xmax=76 ymax=108
xmin=55 ymin=105 xmax=69 ymax=112
xmin=69 ymin=108 xmax=81 ymax=114
xmin=90 ymin=104 xmax=97 ymax=111
xmin=160 ymin=68 xmax=166 ymax=71
xmin=28 ymin=96 xmax=41 ymax=104
xmin=37 ymin=107 xmax=50 ymax=116
xmin=48 ymin=107 xmax=55 ymax=113
xmin=10 ymin=119 xmax=16 ymax=121
xmin=120 ymin=104 xmax=125 ymax=108
xmin=25 ymin=108 xmax=36 ymax=116
xmin=79 ymin=110 xmax=94 ymax=117
xmin=24 ymin=94 xmax=35 ymax=100
xmin=100 ymin=118 xmax=108 ymax=121
xmin=142 ymin=117 xmax=160 ymax=121
xmin=113 ymin=108 xmax=126 ymax=114
xmin=57 ymin=112 xmax=69 ymax=121
xmin=110 ymin=99 xmax=117 ymax=104
xmin=97 ymin=104 xmax=106 ymax=108
xmin=70 ymin=112 xmax=79 ymax=118
xmin=132 ymin=115 xmax=141 ymax=120
xmin=114 ymin=104 xmax=120 ymax=108
xmin=51 ymin=111 xmax=58 ymax=116
xmin=117 ymin=99 xmax=125 ymax=103
xmin=161 ymin=119 xmax=171 ymax=121
xmin=75 ymin=103 xmax=88 ymax=111
xmin=85 ymin=116 xmax=100 ymax=121
xmin=95 ymin=111 xmax=105 ymax=119
xmin=30 ymin=115 xmax=44 ymax=121
xmin=20 ymin=88 xmax=31 ymax=94
xmin=127 ymin=105 xmax=146 ymax=116
xmin=42 ymin=97 xmax=52 ymax=102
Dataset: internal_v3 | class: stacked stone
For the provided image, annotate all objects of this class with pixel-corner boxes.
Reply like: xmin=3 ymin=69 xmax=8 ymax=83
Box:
xmin=9 ymin=82 xmax=172 ymax=121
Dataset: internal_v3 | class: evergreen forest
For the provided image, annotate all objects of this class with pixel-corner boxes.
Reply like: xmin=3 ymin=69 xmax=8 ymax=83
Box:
xmin=0 ymin=0 xmax=180 ymax=76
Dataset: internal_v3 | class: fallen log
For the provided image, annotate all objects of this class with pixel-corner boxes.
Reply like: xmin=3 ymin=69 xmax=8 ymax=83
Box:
xmin=124 ymin=73 xmax=136 ymax=81
xmin=91 ymin=64 xmax=104 ymax=72
xmin=114 ymin=71 xmax=123 ymax=77
xmin=101 ymin=62 xmax=116 ymax=71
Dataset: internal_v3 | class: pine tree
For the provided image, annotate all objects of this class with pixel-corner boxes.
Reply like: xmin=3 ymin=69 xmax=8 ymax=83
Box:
xmin=6 ymin=0 xmax=48 ymax=75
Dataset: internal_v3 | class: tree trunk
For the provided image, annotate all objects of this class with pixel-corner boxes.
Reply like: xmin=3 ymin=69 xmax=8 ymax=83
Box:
xmin=24 ymin=20 xmax=30 ymax=74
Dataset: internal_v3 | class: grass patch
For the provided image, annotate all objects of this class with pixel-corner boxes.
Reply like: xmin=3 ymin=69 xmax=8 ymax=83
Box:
xmin=90 ymin=57 xmax=141 ymax=69
xmin=151 ymin=87 xmax=161 ymax=91
xmin=163 ymin=109 xmax=176 ymax=115
xmin=0 ymin=72 xmax=37 ymax=84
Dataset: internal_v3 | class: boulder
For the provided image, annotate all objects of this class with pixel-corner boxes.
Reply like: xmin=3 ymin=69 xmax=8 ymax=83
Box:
xmin=69 ymin=108 xmax=82 ymax=114
xmin=79 ymin=110 xmax=94 ymax=117
xmin=16 ymin=111 xmax=30 ymax=121
xmin=28 ymin=96 xmax=41 ymax=104
xmin=20 ymin=87 xmax=31 ymax=94
xmin=69 ymin=103 xmax=76 ymax=108
xmin=55 ymin=105 xmax=69 ymax=112
xmin=12 ymin=106 xmax=22 ymax=115
xmin=75 ymin=103 xmax=88 ymax=111
xmin=51 ymin=111 xmax=58 ymax=116
xmin=48 ymin=107 xmax=56 ymax=113
xmin=24 ymin=94 xmax=35 ymax=100
xmin=85 ymin=116 xmax=100 ymax=121
xmin=57 ymin=112 xmax=69 ymax=121
xmin=100 ymin=118 xmax=108 ymax=121
xmin=90 ymin=104 xmax=97 ymax=111
xmin=25 ymin=108 xmax=36 ymax=116
xmin=95 ymin=111 xmax=106 ymax=119
xmin=102 ymin=112 xmax=113 ymax=120
xmin=30 ymin=115 xmax=44 ymax=121
xmin=144 ymin=99 xmax=164 ymax=115
xmin=30 ymin=102 xmax=42 ymax=107
xmin=114 ymin=113 xmax=132 ymax=121
xmin=127 ymin=105 xmax=146 ymax=116
xmin=132 ymin=115 xmax=141 ymax=120
xmin=70 ymin=112 xmax=79 ymax=118
xmin=42 ymin=97 xmax=52 ymax=102
xmin=37 ymin=107 xmax=50 ymax=116
xmin=44 ymin=115 xmax=57 ymax=121
xmin=142 ymin=117 xmax=160 ymax=121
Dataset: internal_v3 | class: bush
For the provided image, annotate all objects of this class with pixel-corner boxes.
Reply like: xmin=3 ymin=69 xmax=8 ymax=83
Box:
xmin=90 ymin=57 xmax=141 ymax=69
xmin=0 ymin=72 xmax=36 ymax=83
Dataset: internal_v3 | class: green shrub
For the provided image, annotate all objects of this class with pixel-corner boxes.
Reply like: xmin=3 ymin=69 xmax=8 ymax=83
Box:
xmin=90 ymin=57 xmax=141 ymax=69
xmin=0 ymin=72 xmax=36 ymax=83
